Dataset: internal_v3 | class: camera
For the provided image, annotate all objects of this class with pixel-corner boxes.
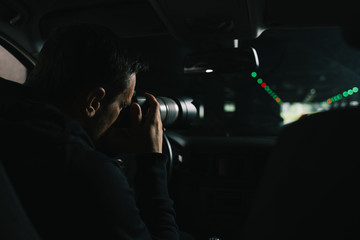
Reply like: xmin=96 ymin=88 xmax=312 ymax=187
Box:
xmin=115 ymin=96 xmax=198 ymax=128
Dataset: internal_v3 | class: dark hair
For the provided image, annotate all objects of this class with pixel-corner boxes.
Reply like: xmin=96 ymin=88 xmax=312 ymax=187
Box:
xmin=26 ymin=24 xmax=146 ymax=106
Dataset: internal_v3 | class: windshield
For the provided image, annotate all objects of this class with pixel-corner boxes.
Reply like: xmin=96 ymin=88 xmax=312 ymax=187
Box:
xmin=136 ymin=27 xmax=360 ymax=137
xmin=253 ymin=27 xmax=360 ymax=125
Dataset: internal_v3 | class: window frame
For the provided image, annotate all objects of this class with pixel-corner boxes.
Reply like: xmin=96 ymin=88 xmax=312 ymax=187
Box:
xmin=0 ymin=33 xmax=36 ymax=74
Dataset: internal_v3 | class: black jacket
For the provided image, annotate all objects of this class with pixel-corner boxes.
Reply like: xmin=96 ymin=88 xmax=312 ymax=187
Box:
xmin=0 ymin=78 xmax=179 ymax=240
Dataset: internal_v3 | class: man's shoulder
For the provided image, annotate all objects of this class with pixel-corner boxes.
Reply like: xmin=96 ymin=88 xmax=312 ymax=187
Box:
xmin=65 ymin=138 xmax=123 ymax=174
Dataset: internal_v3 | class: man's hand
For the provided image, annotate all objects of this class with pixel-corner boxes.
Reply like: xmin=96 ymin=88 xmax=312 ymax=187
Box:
xmin=96 ymin=93 xmax=163 ymax=156
xmin=130 ymin=93 xmax=163 ymax=153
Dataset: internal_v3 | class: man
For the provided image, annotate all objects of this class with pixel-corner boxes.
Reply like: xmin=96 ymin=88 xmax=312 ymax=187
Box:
xmin=0 ymin=24 xmax=179 ymax=239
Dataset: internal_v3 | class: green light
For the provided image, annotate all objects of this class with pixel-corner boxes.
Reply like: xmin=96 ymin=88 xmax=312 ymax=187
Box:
xmin=326 ymin=86 xmax=360 ymax=104
xmin=254 ymin=77 xmax=282 ymax=105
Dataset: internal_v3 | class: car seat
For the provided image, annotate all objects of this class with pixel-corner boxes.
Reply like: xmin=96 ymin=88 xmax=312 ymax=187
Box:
xmin=242 ymin=107 xmax=360 ymax=239
xmin=0 ymin=160 xmax=41 ymax=240
xmin=0 ymin=77 xmax=25 ymax=109
xmin=0 ymin=77 xmax=41 ymax=239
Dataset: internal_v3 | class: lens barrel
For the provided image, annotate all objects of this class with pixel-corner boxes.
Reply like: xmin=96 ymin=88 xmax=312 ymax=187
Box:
xmin=115 ymin=96 xmax=197 ymax=128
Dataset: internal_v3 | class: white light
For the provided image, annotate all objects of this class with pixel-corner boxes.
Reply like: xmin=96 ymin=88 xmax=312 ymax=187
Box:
xmin=251 ymin=47 xmax=260 ymax=68
xmin=350 ymin=101 xmax=359 ymax=107
xmin=224 ymin=102 xmax=236 ymax=112
xmin=234 ymin=39 xmax=239 ymax=48
xmin=205 ymin=69 xmax=213 ymax=73
xmin=199 ymin=104 xmax=205 ymax=119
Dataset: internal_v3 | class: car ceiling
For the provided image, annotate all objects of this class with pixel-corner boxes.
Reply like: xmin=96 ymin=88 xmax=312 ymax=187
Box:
xmin=3 ymin=0 xmax=358 ymax=48
xmin=2 ymin=0 xmax=360 ymax=103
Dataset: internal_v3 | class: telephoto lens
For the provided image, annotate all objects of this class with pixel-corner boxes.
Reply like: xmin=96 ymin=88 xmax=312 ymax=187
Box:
xmin=115 ymin=96 xmax=198 ymax=128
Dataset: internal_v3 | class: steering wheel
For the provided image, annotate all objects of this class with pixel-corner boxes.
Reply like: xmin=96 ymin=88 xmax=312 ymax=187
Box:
xmin=163 ymin=133 xmax=173 ymax=181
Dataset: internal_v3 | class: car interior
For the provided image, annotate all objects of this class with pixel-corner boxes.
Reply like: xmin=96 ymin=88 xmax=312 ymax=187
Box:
xmin=1 ymin=0 xmax=360 ymax=239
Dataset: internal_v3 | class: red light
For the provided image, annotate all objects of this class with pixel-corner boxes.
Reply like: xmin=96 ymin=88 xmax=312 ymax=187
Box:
xmin=299 ymin=114 xmax=310 ymax=119
xmin=261 ymin=82 xmax=266 ymax=88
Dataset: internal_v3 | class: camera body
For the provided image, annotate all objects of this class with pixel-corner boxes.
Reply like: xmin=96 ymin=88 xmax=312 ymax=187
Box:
xmin=115 ymin=96 xmax=198 ymax=128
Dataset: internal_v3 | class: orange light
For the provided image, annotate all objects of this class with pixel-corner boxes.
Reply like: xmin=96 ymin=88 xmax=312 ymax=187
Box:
xmin=326 ymin=98 xmax=332 ymax=104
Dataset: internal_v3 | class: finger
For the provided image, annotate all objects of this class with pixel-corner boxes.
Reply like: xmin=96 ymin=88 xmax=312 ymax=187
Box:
xmin=144 ymin=92 xmax=160 ymax=121
xmin=130 ymin=102 xmax=142 ymax=129
xmin=144 ymin=92 xmax=157 ymax=106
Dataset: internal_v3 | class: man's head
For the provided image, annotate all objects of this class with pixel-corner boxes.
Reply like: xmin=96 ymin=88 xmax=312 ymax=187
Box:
xmin=26 ymin=24 xmax=146 ymax=140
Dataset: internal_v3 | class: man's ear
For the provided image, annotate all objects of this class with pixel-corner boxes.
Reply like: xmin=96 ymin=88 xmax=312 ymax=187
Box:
xmin=85 ymin=87 xmax=106 ymax=118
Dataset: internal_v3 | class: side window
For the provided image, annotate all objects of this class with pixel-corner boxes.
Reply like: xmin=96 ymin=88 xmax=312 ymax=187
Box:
xmin=0 ymin=44 xmax=27 ymax=84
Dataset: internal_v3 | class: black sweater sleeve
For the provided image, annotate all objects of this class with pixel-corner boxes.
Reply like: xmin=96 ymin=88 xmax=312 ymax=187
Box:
xmin=71 ymin=149 xmax=179 ymax=240
xmin=134 ymin=153 xmax=179 ymax=240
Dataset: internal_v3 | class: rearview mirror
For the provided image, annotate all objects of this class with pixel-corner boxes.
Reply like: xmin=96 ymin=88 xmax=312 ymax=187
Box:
xmin=184 ymin=47 xmax=259 ymax=74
